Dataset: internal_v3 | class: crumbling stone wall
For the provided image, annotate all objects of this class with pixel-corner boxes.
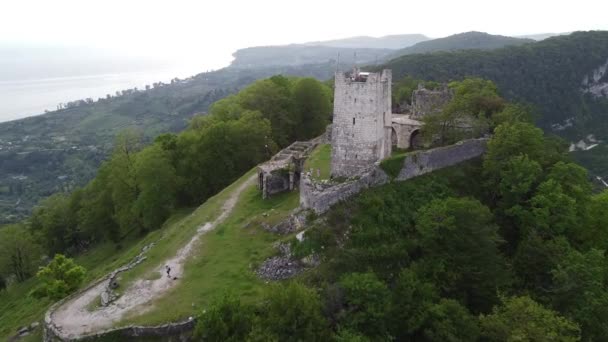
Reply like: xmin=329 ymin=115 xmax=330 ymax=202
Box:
xmin=300 ymin=166 xmax=389 ymax=214
xmin=396 ymin=138 xmax=487 ymax=180
xmin=45 ymin=316 xmax=195 ymax=342
xmin=411 ymin=84 xmax=453 ymax=118
xmin=301 ymin=138 xmax=488 ymax=214
xmin=330 ymin=69 xmax=392 ymax=178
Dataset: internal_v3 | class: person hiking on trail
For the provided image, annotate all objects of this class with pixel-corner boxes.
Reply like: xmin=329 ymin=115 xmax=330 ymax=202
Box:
xmin=165 ymin=265 xmax=171 ymax=278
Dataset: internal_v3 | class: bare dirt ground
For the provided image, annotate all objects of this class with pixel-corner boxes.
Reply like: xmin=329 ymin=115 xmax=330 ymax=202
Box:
xmin=50 ymin=175 xmax=255 ymax=339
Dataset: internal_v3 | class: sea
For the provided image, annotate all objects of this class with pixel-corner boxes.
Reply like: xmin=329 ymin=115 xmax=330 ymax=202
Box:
xmin=0 ymin=66 xmax=210 ymax=123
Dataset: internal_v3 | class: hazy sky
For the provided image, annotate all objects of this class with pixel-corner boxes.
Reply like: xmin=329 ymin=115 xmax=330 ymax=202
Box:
xmin=3 ymin=0 xmax=608 ymax=69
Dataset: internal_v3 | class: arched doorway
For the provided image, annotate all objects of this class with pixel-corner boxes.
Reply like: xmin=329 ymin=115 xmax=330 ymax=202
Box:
xmin=409 ymin=129 xmax=422 ymax=149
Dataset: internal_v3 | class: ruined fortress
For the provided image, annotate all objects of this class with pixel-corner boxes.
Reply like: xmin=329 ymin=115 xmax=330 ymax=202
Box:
xmin=258 ymin=68 xmax=485 ymax=212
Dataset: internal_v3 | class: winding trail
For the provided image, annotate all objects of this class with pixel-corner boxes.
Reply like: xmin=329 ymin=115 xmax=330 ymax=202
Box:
xmin=50 ymin=175 xmax=256 ymax=339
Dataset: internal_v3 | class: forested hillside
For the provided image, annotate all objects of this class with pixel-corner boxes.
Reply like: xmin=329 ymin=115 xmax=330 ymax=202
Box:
xmin=0 ymin=63 xmax=335 ymax=223
xmin=387 ymin=31 xmax=534 ymax=59
xmin=381 ymin=31 xmax=608 ymax=179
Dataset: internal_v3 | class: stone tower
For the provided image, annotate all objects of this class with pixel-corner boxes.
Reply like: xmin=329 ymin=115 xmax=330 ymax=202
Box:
xmin=330 ymin=68 xmax=392 ymax=177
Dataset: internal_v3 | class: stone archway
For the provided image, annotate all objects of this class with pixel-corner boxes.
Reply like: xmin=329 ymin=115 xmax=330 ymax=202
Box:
xmin=410 ymin=129 xmax=422 ymax=149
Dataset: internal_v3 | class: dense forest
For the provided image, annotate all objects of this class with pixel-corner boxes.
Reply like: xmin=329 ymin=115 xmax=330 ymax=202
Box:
xmin=381 ymin=31 xmax=608 ymax=182
xmin=386 ymin=31 xmax=534 ymax=60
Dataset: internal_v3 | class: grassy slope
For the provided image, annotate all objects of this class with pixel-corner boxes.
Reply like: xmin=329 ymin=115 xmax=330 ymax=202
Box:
xmin=0 ymin=167 xmax=301 ymax=339
xmin=122 ymin=177 xmax=299 ymax=325
xmin=0 ymin=237 xmax=150 ymax=340
xmin=303 ymin=144 xmax=331 ymax=180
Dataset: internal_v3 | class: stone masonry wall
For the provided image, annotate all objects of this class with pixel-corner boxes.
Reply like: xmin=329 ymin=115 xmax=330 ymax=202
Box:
xmin=411 ymin=85 xmax=453 ymax=118
xmin=330 ymin=70 xmax=392 ymax=178
xmin=396 ymin=138 xmax=488 ymax=181
xmin=301 ymin=138 xmax=488 ymax=214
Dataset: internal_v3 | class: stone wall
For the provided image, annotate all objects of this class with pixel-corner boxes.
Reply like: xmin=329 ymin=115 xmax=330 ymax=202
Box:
xmin=330 ymin=70 xmax=392 ymax=178
xmin=301 ymin=138 xmax=488 ymax=214
xmin=411 ymin=84 xmax=453 ymax=118
xmin=396 ymin=138 xmax=488 ymax=181
xmin=300 ymin=166 xmax=389 ymax=214
xmin=45 ymin=316 xmax=195 ymax=342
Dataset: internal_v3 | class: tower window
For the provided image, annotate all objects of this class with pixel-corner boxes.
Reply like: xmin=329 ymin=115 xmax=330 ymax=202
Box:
xmin=353 ymin=117 xmax=356 ymax=125
xmin=354 ymin=98 xmax=357 ymax=103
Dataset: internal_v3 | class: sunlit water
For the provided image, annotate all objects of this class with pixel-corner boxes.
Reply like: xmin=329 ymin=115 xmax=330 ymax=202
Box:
xmin=0 ymin=66 xmax=209 ymax=123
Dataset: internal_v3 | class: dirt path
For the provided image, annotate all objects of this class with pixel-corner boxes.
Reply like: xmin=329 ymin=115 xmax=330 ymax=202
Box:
xmin=50 ymin=175 xmax=256 ymax=339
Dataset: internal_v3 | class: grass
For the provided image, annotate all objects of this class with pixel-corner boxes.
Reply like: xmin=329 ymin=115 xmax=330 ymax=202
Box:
xmin=380 ymin=153 xmax=408 ymax=179
xmin=0 ymin=236 xmax=148 ymax=340
xmin=0 ymin=167 xmax=300 ymax=338
xmin=121 ymin=173 xmax=299 ymax=325
xmin=303 ymin=144 xmax=331 ymax=180
xmin=109 ymin=169 xmax=259 ymax=298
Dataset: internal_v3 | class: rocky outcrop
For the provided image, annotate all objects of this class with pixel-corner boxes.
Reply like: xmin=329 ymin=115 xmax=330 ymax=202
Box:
xmin=256 ymin=243 xmax=317 ymax=281
xmin=264 ymin=209 xmax=309 ymax=235
xmin=582 ymin=58 xmax=608 ymax=98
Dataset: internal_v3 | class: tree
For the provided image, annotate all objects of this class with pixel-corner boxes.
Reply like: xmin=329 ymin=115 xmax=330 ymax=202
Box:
xmin=0 ymin=225 xmax=41 ymax=282
xmin=529 ymin=180 xmax=578 ymax=239
xmin=483 ymin=122 xmax=546 ymax=192
xmin=513 ymin=234 xmax=571 ymax=298
xmin=133 ymin=145 xmax=177 ymax=231
xmin=479 ymin=296 xmax=580 ymax=341
xmin=255 ymin=282 xmax=330 ymax=341
xmin=550 ymin=248 xmax=608 ymax=341
xmin=292 ymin=78 xmax=331 ymax=141
xmin=77 ymin=163 xmax=120 ymax=242
xmin=415 ymin=197 xmax=508 ymax=312
xmin=193 ymin=294 xmax=254 ymax=342
xmin=107 ymin=130 xmax=143 ymax=236
xmin=422 ymin=78 xmax=504 ymax=145
xmin=238 ymin=76 xmax=295 ymax=147
xmin=390 ymin=268 xmax=439 ymax=338
xmin=421 ymin=299 xmax=480 ymax=342
xmin=584 ymin=190 xmax=608 ymax=250
xmin=338 ymin=272 xmax=391 ymax=339
xmin=30 ymin=193 xmax=81 ymax=254
xmin=36 ymin=254 xmax=86 ymax=300
xmin=491 ymin=103 xmax=535 ymax=127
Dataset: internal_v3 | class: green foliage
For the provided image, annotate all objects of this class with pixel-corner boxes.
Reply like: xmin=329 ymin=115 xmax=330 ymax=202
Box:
xmin=338 ymin=273 xmax=391 ymax=339
xmin=330 ymin=176 xmax=454 ymax=279
xmin=480 ymin=296 xmax=581 ymax=341
xmin=0 ymin=225 xmax=41 ymax=282
xmin=421 ymin=299 xmax=480 ymax=342
xmin=415 ymin=197 xmax=508 ymax=312
xmin=550 ymin=248 xmax=608 ymax=341
xmin=422 ymin=78 xmax=504 ymax=145
xmin=133 ymin=145 xmax=177 ymax=231
xmin=35 ymin=254 xmax=86 ymax=300
xmin=390 ymin=268 xmax=439 ymax=338
xmin=583 ymin=190 xmax=608 ymax=250
xmin=379 ymin=154 xmax=406 ymax=179
xmin=292 ymin=78 xmax=332 ymax=140
xmin=193 ymin=294 xmax=254 ymax=342
xmin=255 ymin=282 xmax=330 ymax=341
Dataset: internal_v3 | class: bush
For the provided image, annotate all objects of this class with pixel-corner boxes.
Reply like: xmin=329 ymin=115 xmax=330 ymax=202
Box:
xmin=35 ymin=254 xmax=86 ymax=300
xmin=379 ymin=154 xmax=406 ymax=179
xmin=193 ymin=294 xmax=254 ymax=342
